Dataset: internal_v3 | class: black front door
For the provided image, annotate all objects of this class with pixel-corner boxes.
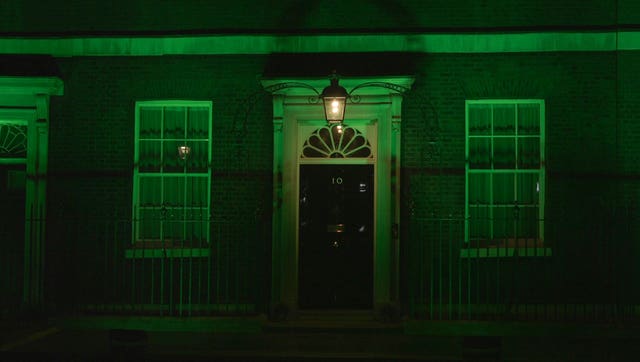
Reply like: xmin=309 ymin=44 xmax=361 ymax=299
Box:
xmin=298 ymin=164 xmax=373 ymax=309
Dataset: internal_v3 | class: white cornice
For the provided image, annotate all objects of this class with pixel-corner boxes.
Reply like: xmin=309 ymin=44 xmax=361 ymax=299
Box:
xmin=0 ymin=32 xmax=638 ymax=57
xmin=0 ymin=76 xmax=64 ymax=96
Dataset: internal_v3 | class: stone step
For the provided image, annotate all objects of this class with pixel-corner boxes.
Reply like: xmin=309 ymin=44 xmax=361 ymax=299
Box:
xmin=263 ymin=309 xmax=403 ymax=334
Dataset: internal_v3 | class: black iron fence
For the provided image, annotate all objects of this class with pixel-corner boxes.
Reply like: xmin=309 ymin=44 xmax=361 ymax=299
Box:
xmin=43 ymin=216 xmax=270 ymax=316
xmin=5 ymin=211 xmax=639 ymax=322
xmin=407 ymin=213 xmax=638 ymax=321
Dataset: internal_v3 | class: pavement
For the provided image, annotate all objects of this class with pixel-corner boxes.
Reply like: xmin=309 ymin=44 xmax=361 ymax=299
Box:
xmin=2 ymin=313 xmax=640 ymax=361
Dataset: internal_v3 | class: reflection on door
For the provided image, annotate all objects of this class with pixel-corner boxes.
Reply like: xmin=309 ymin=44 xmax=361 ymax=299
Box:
xmin=298 ymin=164 xmax=373 ymax=309
xmin=0 ymin=165 xmax=26 ymax=309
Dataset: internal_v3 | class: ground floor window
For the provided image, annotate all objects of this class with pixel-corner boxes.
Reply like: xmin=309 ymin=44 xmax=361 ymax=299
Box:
xmin=132 ymin=101 xmax=212 ymax=246
xmin=465 ymin=100 xmax=545 ymax=248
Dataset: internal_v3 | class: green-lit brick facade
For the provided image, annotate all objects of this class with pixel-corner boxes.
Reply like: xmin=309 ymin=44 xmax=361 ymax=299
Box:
xmin=1 ymin=0 xmax=640 ymax=320
xmin=43 ymin=56 xmax=273 ymax=313
xmin=0 ymin=1 xmax=629 ymax=32
xmin=10 ymin=50 xmax=627 ymax=316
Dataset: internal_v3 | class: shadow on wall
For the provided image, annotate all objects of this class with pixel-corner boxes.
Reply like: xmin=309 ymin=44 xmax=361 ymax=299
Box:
xmin=276 ymin=0 xmax=420 ymax=31
xmin=263 ymin=52 xmax=423 ymax=78
xmin=0 ymin=55 xmax=60 ymax=77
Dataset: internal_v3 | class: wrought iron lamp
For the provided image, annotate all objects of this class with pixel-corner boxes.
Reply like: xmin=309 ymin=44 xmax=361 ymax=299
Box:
xmin=320 ymin=75 xmax=348 ymax=124
xmin=261 ymin=73 xmax=420 ymax=126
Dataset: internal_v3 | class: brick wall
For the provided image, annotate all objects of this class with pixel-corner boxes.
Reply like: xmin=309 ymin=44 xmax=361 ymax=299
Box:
xmin=619 ymin=0 xmax=640 ymax=25
xmin=46 ymin=55 xmax=273 ymax=311
xmin=0 ymin=0 xmax=618 ymax=34
xmin=402 ymin=52 xmax=620 ymax=219
xmin=49 ymin=55 xmax=272 ymax=219
xmin=42 ymin=49 xmax=640 ymax=310
xmin=616 ymin=51 xmax=640 ymax=300
xmin=401 ymin=51 xmax=640 ymax=309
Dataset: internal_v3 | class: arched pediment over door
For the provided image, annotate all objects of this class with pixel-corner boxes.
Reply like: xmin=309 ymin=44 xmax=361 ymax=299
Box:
xmin=262 ymin=76 xmax=414 ymax=314
xmin=301 ymin=124 xmax=373 ymax=159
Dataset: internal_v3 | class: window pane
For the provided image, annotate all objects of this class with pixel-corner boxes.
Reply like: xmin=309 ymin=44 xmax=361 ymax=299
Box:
xmin=494 ymin=137 xmax=515 ymax=169
xmin=139 ymin=140 xmax=161 ymax=172
xmin=186 ymin=177 xmax=208 ymax=208
xmin=163 ymin=218 xmax=184 ymax=241
xmin=138 ymin=209 xmax=161 ymax=240
xmin=468 ymin=173 xmax=490 ymax=205
xmin=517 ymin=104 xmax=540 ymax=135
xmin=493 ymin=104 xmax=516 ymax=135
xmin=186 ymin=141 xmax=208 ymax=173
xmin=468 ymin=104 xmax=491 ymax=135
xmin=164 ymin=107 xmax=186 ymax=139
xmin=469 ymin=138 xmax=491 ymax=169
xmin=516 ymin=207 xmax=539 ymax=239
xmin=517 ymin=173 xmax=539 ymax=205
xmin=0 ymin=123 xmax=27 ymax=159
xmin=163 ymin=140 xmax=184 ymax=172
xmin=469 ymin=206 xmax=491 ymax=241
xmin=493 ymin=173 xmax=515 ymax=205
xmin=139 ymin=107 xmax=161 ymax=139
xmin=493 ymin=207 xmax=514 ymax=239
xmin=187 ymin=107 xmax=210 ymax=139
xmin=518 ymin=137 xmax=540 ymax=169
xmin=185 ymin=209 xmax=207 ymax=243
xmin=139 ymin=177 xmax=161 ymax=207
xmin=163 ymin=177 xmax=185 ymax=207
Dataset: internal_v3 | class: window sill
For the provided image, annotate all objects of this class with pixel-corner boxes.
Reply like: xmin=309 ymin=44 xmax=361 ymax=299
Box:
xmin=460 ymin=247 xmax=552 ymax=258
xmin=125 ymin=248 xmax=210 ymax=259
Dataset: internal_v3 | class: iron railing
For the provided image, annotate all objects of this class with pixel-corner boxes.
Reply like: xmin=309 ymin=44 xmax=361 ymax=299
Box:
xmin=5 ymin=211 xmax=638 ymax=322
xmin=43 ymin=216 xmax=270 ymax=316
xmin=407 ymin=214 xmax=637 ymax=321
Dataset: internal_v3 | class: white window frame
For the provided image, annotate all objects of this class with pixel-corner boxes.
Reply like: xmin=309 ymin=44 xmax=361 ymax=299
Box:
xmin=464 ymin=99 xmax=546 ymax=256
xmin=132 ymin=100 xmax=212 ymax=249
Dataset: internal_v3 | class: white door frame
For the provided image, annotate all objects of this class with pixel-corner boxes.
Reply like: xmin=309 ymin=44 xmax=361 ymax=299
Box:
xmin=262 ymin=76 xmax=413 ymax=313
xmin=0 ymin=76 xmax=64 ymax=308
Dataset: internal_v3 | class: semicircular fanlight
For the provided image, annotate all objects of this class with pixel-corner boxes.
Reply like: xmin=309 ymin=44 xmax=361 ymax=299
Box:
xmin=301 ymin=124 xmax=372 ymax=158
xmin=0 ymin=123 xmax=27 ymax=159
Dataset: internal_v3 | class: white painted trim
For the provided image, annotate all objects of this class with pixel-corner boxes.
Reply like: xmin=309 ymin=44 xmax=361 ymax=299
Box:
xmin=0 ymin=76 xmax=62 ymax=309
xmin=265 ymin=76 xmax=411 ymax=310
xmin=0 ymin=76 xmax=64 ymax=96
xmin=619 ymin=31 xmax=640 ymax=50
xmin=1 ymin=32 xmax=638 ymax=57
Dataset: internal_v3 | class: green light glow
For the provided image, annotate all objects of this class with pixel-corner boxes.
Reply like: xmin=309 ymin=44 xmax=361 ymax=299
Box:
xmin=1 ymin=32 xmax=637 ymax=57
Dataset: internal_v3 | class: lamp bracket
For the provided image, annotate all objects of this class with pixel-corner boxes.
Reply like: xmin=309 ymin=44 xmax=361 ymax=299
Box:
xmin=348 ymin=81 xmax=411 ymax=97
xmin=263 ymin=82 xmax=320 ymax=96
